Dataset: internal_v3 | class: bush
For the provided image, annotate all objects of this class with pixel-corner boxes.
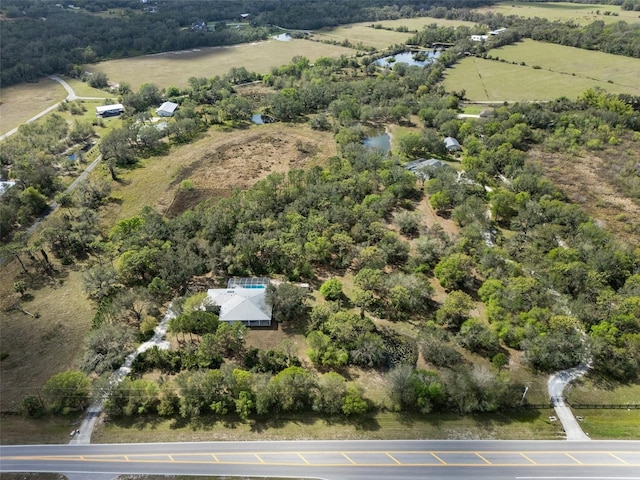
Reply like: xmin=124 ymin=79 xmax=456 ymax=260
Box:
xmin=319 ymin=278 xmax=343 ymax=301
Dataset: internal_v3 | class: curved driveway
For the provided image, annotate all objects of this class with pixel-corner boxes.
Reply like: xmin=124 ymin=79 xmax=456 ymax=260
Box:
xmin=2 ymin=440 xmax=640 ymax=480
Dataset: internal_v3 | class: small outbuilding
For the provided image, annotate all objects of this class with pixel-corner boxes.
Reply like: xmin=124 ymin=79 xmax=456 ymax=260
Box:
xmin=404 ymin=158 xmax=447 ymax=179
xmin=444 ymin=136 xmax=461 ymax=152
xmin=156 ymin=101 xmax=178 ymax=117
xmin=96 ymin=103 xmax=124 ymax=117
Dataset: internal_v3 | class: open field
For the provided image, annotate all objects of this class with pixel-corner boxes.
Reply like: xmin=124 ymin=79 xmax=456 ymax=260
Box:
xmin=85 ymin=39 xmax=355 ymax=90
xmin=0 ymin=78 xmax=67 ymax=137
xmin=0 ymin=266 xmax=95 ymax=412
xmin=570 ymin=409 xmax=640 ymax=439
xmin=312 ymin=25 xmax=413 ymax=50
xmin=530 ymin=145 xmax=640 ymax=246
xmin=442 ymin=41 xmax=640 ymax=101
xmin=371 ymin=17 xmax=477 ymax=30
xmin=312 ymin=17 xmax=477 ymax=51
xmin=490 ymin=39 xmax=640 ymax=92
xmin=476 ymin=1 xmax=640 ymax=25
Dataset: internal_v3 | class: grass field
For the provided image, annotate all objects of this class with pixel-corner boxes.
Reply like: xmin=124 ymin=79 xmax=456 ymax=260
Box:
xmin=86 ymin=39 xmax=355 ymax=90
xmin=371 ymin=17 xmax=477 ymax=30
xmin=476 ymin=1 xmax=640 ymax=25
xmin=442 ymin=40 xmax=640 ymax=101
xmin=88 ymin=409 xmax=561 ymax=444
xmin=0 ymin=78 xmax=67 ymax=136
xmin=312 ymin=24 xmax=412 ymax=50
xmin=0 ymin=266 xmax=95 ymax=412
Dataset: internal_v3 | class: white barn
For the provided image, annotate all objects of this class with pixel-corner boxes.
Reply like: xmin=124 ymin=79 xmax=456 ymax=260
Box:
xmin=96 ymin=103 xmax=124 ymax=117
xmin=156 ymin=101 xmax=178 ymax=117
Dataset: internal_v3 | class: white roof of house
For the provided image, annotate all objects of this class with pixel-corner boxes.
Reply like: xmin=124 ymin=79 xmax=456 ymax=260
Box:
xmin=96 ymin=103 xmax=124 ymax=113
xmin=206 ymin=287 xmax=272 ymax=322
xmin=157 ymin=101 xmax=178 ymax=114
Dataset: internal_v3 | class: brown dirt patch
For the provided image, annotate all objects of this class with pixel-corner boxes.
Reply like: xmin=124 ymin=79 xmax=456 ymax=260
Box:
xmin=530 ymin=145 xmax=640 ymax=245
xmin=164 ymin=123 xmax=337 ymax=216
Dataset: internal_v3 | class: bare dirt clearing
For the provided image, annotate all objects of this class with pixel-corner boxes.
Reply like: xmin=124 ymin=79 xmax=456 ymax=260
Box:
xmin=165 ymin=123 xmax=337 ymax=216
xmin=531 ymin=145 xmax=640 ymax=245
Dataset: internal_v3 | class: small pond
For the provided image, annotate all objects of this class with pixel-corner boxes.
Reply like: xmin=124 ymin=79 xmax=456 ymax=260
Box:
xmin=375 ymin=50 xmax=440 ymax=68
xmin=273 ymin=33 xmax=292 ymax=41
xmin=252 ymin=114 xmax=277 ymax=125
xmin=363 ymin=128 xmax=391 ymax=153
xmin=67 ymin=153 xmax=78 ymax=161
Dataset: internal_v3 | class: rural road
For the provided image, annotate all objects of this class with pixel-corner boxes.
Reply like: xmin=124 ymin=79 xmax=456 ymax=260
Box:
xmin=548 ymin=363 xmax=592 ymax=441
xmin=2 ymin=439 xmax=640 ymax=480
xmin=0 ymin=75 xmax=108 ymax=141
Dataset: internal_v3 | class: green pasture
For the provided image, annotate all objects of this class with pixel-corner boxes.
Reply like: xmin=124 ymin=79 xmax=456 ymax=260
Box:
xmin=491 ymin=39 xmax=640 ymax=91
xmin=312 ymin=18 xmax=477 ymax=51
xmin=86 ymin=39 xmax=355 ymax=90
xmin=373 ymin=17 xmax=477 ymax=31
xmin=476 ymin=1 xmax=640 ymax=25
xmin=59 ymin=76 xmax=113 ymax=98
xmin=442 ymin=41 xmax=640 ymax=101
xmin=313 ymin=24 xmax=412 ymax=50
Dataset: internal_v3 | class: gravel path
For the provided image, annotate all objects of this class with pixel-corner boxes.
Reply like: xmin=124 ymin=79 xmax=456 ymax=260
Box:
xmin=548 ymin=363 xmax=591 ymax=441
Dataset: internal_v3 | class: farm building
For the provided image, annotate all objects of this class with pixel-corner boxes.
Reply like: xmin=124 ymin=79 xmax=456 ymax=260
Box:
xmin=96 ymin=103 xmax=124 ymax=117
xmin=205 ymin=277 xmax=273 ymax=327
xmin=404 ymin=158 xmax=447 ymax=179
xmin=156 ymin=101 xmax=178 ymax=117
xmin=444 ymin=137 xmax=461 ymax=152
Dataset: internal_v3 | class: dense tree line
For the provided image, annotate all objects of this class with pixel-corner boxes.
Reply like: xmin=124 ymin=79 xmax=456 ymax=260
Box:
xmin=0 ymin=0 xmax=493 ymax=87
xmin=416 ymin=5 xmax=640 ymax=58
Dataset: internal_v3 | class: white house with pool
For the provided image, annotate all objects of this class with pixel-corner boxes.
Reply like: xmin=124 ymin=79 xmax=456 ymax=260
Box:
xmin=205 ymin=277 xmax=273 ymax=327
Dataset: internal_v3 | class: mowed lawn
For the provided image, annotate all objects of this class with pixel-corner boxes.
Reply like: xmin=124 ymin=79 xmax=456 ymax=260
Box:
xmin=86 ymin=39 xmax=355 ymax=89
xmin=475 ymin=1 xmax=640 ymax=25
xmin=0 ymin=78 xmax=67 ymax=137
xmin=442 ymin=41 xmax=640 ymax=101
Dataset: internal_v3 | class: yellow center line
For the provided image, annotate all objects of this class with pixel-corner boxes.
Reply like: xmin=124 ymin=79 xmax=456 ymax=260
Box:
xmin=255 ymin=454 xmax=265 ymax=464
xmin=609 ymin=453 xmax=629 ymax=465
xmin=386 ymin=452 xmax=401 ymax=464
xmin=564 ymin=453 xmax=582 ymax=464
xmin=168 ymin=455 xmax=175 ymax=462
xmin=211 ymin=454 xmax=219 ymax=463
xmin=124 ymin=455 xmax=130 ymax=462
xmin=520 ymin=453 xmax=537 ymax=464
xmin=342 ymin=453 xmax=356 ymax=464
xmin=298 ymin=453 xmax=310 ymax=464
xmin=475 ymin=452 xmax=492 ymax=464
xmin=431 ymin=452 xmax=447 ymax=464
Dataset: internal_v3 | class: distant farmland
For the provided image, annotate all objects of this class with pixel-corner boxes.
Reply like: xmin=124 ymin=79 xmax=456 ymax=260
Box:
xmin=442 ymin=39 xmax=640 ymax=101
xmin=475 ymin=1 xmax=640 ymax=26
xmin=86 ymin=39 xmax=355 ymax=90
xmin=312 ymin=17 xmax=476 ymax=50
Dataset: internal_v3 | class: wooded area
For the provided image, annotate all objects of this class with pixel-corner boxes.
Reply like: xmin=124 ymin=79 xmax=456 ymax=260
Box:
xmin=2 ymin=0 xmax=640 ymax=429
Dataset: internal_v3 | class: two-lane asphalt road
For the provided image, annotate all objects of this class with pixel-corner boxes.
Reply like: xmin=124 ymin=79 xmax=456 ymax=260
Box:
xmin=2 ymin=439 xmax=640 ymax=480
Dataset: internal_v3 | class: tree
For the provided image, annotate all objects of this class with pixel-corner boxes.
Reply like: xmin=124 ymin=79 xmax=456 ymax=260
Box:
xmin=88 ymin=71 xmax=109 ymax=89
xmin=319 ymin=278 xmax=343 ymax=301
xmin=436 ymin=290 xmax=474 ymax=330
xmin=265 ymin=282 xmax=311 ymax=325
xmin=434 ymin=253 xmax=474 ymax=290
xmin=267 ymin=366 xmax=317 ymax=413
xmin=13 ymin=280 xmax=27 ymax=297
xmin=342 ymin=385 xmax=369 ymax=415
xmin=43 ymin=370 xmax=91 ymax=414
xmin=313 ymin=371 xmax=347 ymax=415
